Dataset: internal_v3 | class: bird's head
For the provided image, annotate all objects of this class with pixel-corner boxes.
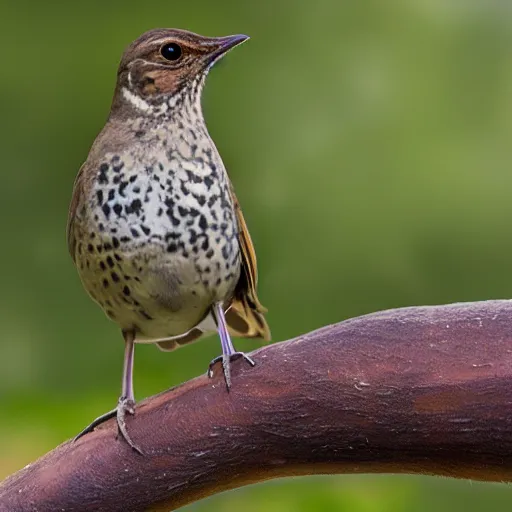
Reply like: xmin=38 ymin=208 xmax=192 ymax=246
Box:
xmin=113 ymin=28 xmax=248 ymax=116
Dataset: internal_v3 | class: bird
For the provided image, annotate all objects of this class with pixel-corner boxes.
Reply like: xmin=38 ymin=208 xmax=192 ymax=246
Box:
xmin=67 ymin=28 xmax=270 ymax=453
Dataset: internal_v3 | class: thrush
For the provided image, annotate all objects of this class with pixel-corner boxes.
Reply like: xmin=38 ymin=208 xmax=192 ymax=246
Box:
xmin=67 ymin=28 xmax=270 ymax=453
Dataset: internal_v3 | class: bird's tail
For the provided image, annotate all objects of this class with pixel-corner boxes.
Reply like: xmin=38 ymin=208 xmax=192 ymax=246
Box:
xmin=225 ymin=294 xmax=271 ymax=341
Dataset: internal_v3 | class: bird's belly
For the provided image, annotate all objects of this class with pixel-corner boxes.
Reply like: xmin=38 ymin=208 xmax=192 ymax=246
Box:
xmin=76 ymin=229 xmax=240 ymax=340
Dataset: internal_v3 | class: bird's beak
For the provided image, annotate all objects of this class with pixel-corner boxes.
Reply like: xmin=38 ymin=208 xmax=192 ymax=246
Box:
xmin=205 ymin=34 xmax=249 ymax=67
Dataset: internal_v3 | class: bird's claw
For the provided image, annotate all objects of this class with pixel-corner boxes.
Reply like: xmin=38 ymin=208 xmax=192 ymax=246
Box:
xmin=207 ymin=352 xmax=256 ymax=390
xmin=74 ymin=396 xmax=143 ymax=455
xmin=116 ymin=397 xmax=143 ymax=455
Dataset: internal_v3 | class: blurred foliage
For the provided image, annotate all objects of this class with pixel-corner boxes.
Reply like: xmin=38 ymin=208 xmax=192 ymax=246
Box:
xmin=1 ymin=0 xmax=512 ymax=509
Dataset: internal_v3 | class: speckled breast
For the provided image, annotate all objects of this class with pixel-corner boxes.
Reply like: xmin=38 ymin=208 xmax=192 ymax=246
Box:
xmin=75 ymin=142 xmax=241 ymax=338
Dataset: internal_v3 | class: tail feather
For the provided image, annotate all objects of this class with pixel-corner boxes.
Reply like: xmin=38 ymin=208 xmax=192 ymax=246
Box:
xmin=226 ymin=296 xmax=271 ymax=341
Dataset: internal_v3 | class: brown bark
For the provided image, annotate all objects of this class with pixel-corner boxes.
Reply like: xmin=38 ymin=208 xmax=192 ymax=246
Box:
xmin=1 ymin=300 xmax=512 ymax=511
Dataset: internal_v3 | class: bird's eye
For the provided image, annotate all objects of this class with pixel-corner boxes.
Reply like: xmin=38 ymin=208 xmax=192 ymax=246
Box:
xmin=160 ymin=42 xmax=182 ymax=61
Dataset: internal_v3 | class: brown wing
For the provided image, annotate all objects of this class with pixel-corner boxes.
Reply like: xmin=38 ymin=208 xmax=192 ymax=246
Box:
xmin=226 ymin=187 xmax=271 ymax=341
xmin=66 ymin=163 xmax=87 ymax=263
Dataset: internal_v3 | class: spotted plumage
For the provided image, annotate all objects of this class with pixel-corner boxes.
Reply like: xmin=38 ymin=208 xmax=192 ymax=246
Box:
xmin=67 ymin=28 xmax=270 ymax=452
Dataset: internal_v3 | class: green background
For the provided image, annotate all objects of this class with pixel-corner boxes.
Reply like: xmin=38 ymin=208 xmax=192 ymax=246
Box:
xmin=1 ymin=0 xmax=512 ymax=509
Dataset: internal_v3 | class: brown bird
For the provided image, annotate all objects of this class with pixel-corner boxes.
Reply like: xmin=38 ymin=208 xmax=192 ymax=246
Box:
xmin=67 ymin=28 xmax=270 ymax=453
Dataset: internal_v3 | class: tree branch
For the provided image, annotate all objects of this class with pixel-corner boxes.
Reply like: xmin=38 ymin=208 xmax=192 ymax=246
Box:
xmin=2 ymin=300 xmax=512 ymax=511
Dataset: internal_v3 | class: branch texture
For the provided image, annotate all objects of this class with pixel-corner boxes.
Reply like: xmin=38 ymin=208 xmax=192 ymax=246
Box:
xmin=2 ymin=300 xmax=512 ymax=511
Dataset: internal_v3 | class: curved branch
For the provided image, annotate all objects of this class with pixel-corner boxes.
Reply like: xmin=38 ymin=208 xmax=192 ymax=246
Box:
xmin=2 ymin=300 xmax=512 ymax=511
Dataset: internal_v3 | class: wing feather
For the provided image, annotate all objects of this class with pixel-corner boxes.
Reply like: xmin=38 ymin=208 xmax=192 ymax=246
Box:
xmin=227 ymin=187 xmax=270 ymax=341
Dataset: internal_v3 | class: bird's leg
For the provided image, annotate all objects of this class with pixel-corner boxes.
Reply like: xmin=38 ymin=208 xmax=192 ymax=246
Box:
xmin=115 ymin=330 xmax=143 ymax=454
xmin=74 ymin=330 xmax=143 ymax=454
xmin=208 ymin=302 xmax=255 ymax=390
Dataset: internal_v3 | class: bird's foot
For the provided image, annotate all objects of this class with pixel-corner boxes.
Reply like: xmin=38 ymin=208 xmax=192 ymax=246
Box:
xmin=208 ymin=352 xmax=256 ymax=390
xmin=116 ymin=397 xmax=143 ymax=455
xmin=74 ymin=396 xmax=143 ymax=455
